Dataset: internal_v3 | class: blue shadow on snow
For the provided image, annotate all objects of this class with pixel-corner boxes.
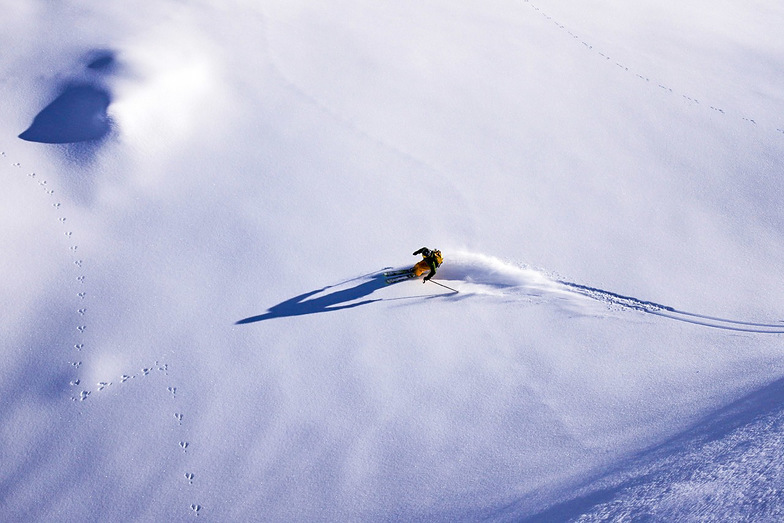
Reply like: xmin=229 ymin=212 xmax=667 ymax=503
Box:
xmin=236 ymin=272 xmax=392 ymax=324
xmin=19 ymin=82 xmax=112 ymax=144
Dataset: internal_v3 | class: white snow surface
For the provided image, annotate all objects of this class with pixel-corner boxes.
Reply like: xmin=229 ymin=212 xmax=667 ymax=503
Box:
xmin=2 ymin=0 xmax=784 ymax=520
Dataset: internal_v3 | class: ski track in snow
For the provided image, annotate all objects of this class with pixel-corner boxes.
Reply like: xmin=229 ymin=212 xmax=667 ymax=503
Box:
xmin=1 ymin=150 xmax=202 ymax=518
xmin=255 ymin=251 xmax=784 ymax=335
xmin=520 ymin=0 xmax=783 ymax=138
xmin=420 ymin=252 xmax=783 ymax=334
xmin=557 ymin=280 xmax=784 ymax=334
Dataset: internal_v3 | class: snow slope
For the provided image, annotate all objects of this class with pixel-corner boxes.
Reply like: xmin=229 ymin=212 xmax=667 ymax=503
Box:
xmin=2 ymin=0 xmax=784 ymax=520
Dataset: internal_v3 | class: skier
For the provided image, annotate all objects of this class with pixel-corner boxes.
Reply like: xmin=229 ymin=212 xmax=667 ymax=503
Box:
xmin=411 ymin=247 xmax=442 ymax=282
xmin=384 ymin=247 xmax=456 ymax=291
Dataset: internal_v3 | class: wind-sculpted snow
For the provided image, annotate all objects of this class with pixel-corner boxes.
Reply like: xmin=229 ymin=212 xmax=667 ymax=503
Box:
xmin=17 ymin=50 xmax=118 ymax=168
xmin=19 ymin=83 xmax=112 ymax=144
xmin=499 ymin=376 xmax=784 ymax=522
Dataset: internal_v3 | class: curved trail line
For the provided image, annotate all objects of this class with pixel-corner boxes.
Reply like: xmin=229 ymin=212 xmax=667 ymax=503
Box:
xmin=520 ymin=0 xmax=783 ymax=138
xmin=558 ymin=280 xmax=784 ymax=334
xmin=438 ymin=252 xmax=784 ymax=335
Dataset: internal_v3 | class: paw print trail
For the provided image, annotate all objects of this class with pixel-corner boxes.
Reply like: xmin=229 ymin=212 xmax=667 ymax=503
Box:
xmin=5 ymin=152 xmax=199 ymax=486
xmin=167 ymin=381 xmax=203 ymax=517
xmin=1 ymin=152 xmax=93 ymax=402
xmin=1 ymin=155 xmax=181 ymax=409
xmin=519 ymin=0 xmax=781 ymax=137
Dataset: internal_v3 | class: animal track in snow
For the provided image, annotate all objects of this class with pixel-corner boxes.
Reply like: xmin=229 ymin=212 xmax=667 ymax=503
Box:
xmin=60 ymin=354 xmax=176 ymax=471
xmin=77 ymin=361 xmax=172 ymax=400
xmin=521 ymin=0 xmax=780 ymax=136
xmin=6 ymin=153 xmax=126 ymax=390
xmin=166 ymin=379 xmax=200 ymax=516
xmin=3 ymin=151 xmax=207 ymax=516
xmin=4 ymin=151 xmax=98 ymax=403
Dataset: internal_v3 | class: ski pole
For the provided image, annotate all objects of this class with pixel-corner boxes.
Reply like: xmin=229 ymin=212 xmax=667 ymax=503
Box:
xmin=427 ymin=280 xmax=458 ymax=293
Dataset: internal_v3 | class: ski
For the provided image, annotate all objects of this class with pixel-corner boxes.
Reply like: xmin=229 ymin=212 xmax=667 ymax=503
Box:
xmin=385 ymin=273 xmax=417 ymax=285
xmin=384 ymin=268 xmax=414 ymax=278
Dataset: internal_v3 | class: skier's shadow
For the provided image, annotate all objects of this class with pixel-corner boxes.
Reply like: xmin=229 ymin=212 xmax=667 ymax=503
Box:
xmin=236 ymin=272 xmax=393 ymax=324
